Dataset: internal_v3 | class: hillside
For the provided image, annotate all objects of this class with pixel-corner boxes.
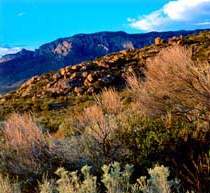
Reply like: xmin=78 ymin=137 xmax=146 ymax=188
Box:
xmin=0 ymin=30 xmax=210 ymax=128
xmin=0 ymin=29 xmax=206 ymax=94
xmin=1 ymin=30 xmax=210 ymax=193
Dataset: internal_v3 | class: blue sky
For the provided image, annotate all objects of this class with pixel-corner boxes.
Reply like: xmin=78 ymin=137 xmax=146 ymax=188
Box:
xmin=0 ymin=0 xmax=210 ymax=55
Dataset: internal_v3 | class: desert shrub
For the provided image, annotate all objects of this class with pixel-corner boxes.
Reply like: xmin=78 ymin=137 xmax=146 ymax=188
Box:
xmin=136 ymin=165 xmax=180 ymax=193
xmin=102 ymin=162 xmax=134 ymax=193
xmin=127 ymin=46 xmax=210 ymax=120
xmin=62 ymin=82 xmax=210 ymax=192
xmin=0 ymin=113 xmax=54 ymax=191
xmin=118 ymin=110 xmax=210 ymax=192
xmin=124 ymin=46 xmax=210 ymax=192
xmin=39 ymin=177 xmax=55 ymax=193
xmin=77 ymin=105 xmax=123 ymax=167
xmin=49 ymin=137 xmax=91 ymax=170
xmin=39 ymin=163 xmax=181 ymax=193
xmin=67 ymin=87 xmax=207 ymax=172
xmin=116 ymin=112 xmax=169 ymax=163
xmin=0 ymin=174 xmax=20 ymax=193
xmin=0 ymin=113 xmax=96 ymax=191
xmin=171 ymin=152 xmax=210 ymax=193
xmin=2 ymin=113 xmax=44 ymax=149
xmin=54 ymin=166 xmax=97 ymax=193
xmin=95 ymin=88 xmax=122 ymax=114
xmin=71 ymin=90 xmax=125 ymax=168
xmin=39 ymin=166 xmax=98 ymax=193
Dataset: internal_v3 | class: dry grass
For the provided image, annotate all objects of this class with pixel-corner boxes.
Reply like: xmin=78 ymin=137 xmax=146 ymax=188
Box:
xmin=79 ymin=104 xmax=117 ymax=143
xmin=0 ymin=174 xmax=20 ymax=193
xmin=127 ymin=45 xmax=210 ymax=118
xmin=173 ymin=153 xmax=210 ymax=193
xmin=3 ymin=113 xmax=44 ymax=150
xmin=96 ymin=88 xmax=122 ymax=114
xmin=77 ymin=89 xmax=121 ymax=143
xmin=74 ymin=90 xmax=123 ymax=163
xmin=0 ymin=113 xmax=51 ymax=177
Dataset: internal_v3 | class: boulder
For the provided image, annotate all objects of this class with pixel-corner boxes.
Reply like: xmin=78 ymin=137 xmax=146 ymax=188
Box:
xmin=168 ymin=36 xmax=183 ymax=45
xmin=53 ymin=73 xmax=61 ymax=80
xmin=81 ymin=65 xmax=94 ymax=71
xmin=154 ymin=37 xmax=163 ymax=46
xmin=84 ymin=79 xmax=92 ymax=87
xmin=65 ymin=66 xmax=72 ymax=72
xmin=0 ymin=98 xmax=6 ymax=103
xmin=71 ymin=65 xmax=81 ymax=71
xmin=86 ymin=73 xmax=96 ymax=83
xmin=99 ymin=74 xmax=115 ymax=85
xmin=70 ymin=72 xmax=81 ymax=79
xmin=82 ymin=71 xmax=88 ymax=78
xmin=95 ymin=60 xmax=109 ymax=68
xmin=60 ymin=68 xmax=66 ymax=76
xmin=109 ymin=55 xmax=119 ymax=63
xmin=20 ymin=76 xmax=38 ymax=89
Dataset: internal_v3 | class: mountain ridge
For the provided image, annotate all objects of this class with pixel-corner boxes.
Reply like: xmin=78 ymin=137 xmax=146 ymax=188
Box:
xmin=0 ymin=29 xmax=208 ymax=94
xmin=2 ymin=30 xmax=209 ymax=100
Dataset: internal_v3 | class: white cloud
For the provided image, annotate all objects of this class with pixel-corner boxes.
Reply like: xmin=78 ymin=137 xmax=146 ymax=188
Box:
xmin=196 ymin=21 xmax=210 ymax=26
xmin=129 ymin=10 xmax=169 ymax=31
xmin=0 ymin=47 xmax=22 ymax=57
xmin=129 ymin=0 xmax=210 ymax=31
xmin=17 ymin=12 xmax=26 ymax=17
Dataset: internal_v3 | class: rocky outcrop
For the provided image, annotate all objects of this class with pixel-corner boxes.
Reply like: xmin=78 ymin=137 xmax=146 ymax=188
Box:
xmin=0 ymin=29 xmax=206 ymax=94
xmin=168 ymin=35 xmax=184 ymax=45
xmin=1 ymin=30 xmax=210 ymax=101
xmin=10 ymin=43 xmax=168 ymax=98
xmin=154 ymin=37 xmax=163 ymax=46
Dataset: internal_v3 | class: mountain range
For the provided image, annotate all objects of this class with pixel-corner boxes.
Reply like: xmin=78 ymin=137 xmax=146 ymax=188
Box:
xmin=0 ymin=29 xmax=207 ymax=94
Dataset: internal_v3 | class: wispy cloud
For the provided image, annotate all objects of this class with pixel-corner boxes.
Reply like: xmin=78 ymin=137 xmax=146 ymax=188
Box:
xmin=0 ymin=47 xmax=22 ymax=57
xmin=196 ymin=21 xmax=210 ymax=26
xmin=17 ymin=12 xmax=26 ymax=17
xmin=128 ymin=0 xmax=210 ymax=31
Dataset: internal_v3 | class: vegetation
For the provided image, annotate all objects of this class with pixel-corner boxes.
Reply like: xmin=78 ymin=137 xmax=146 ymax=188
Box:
xmin=0 ymin=31 xmax=210 ymax=192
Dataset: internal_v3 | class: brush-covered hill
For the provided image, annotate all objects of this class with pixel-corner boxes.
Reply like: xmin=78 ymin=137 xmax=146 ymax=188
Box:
xmin=1 ymin=30 xmax=210 ymax=193
xmin=0 ymin=30 xmax=206 ymax=94
xmin=0 ymin=30 xmax=210 ymax=130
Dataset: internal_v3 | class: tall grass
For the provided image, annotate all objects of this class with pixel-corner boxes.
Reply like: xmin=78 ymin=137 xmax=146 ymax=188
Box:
xmin=96 ymin=88 xmax=122 ymax=114
xmin=127 ymin=46 xmax=210 ymax=118
xmin=0 ymin=113 xmax=52 ymax=191
xmin=3 ymin=113 xmax=44 ymax=150
xmin=65 ymin=89 xmax=126 ymax=168
xmin=0 ymin=174 xmax=20 ymax=193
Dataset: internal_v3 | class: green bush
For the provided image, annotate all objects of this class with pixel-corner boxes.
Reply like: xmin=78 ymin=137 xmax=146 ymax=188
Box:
xmin=39 ymin=163 xmax=181 ymax=193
